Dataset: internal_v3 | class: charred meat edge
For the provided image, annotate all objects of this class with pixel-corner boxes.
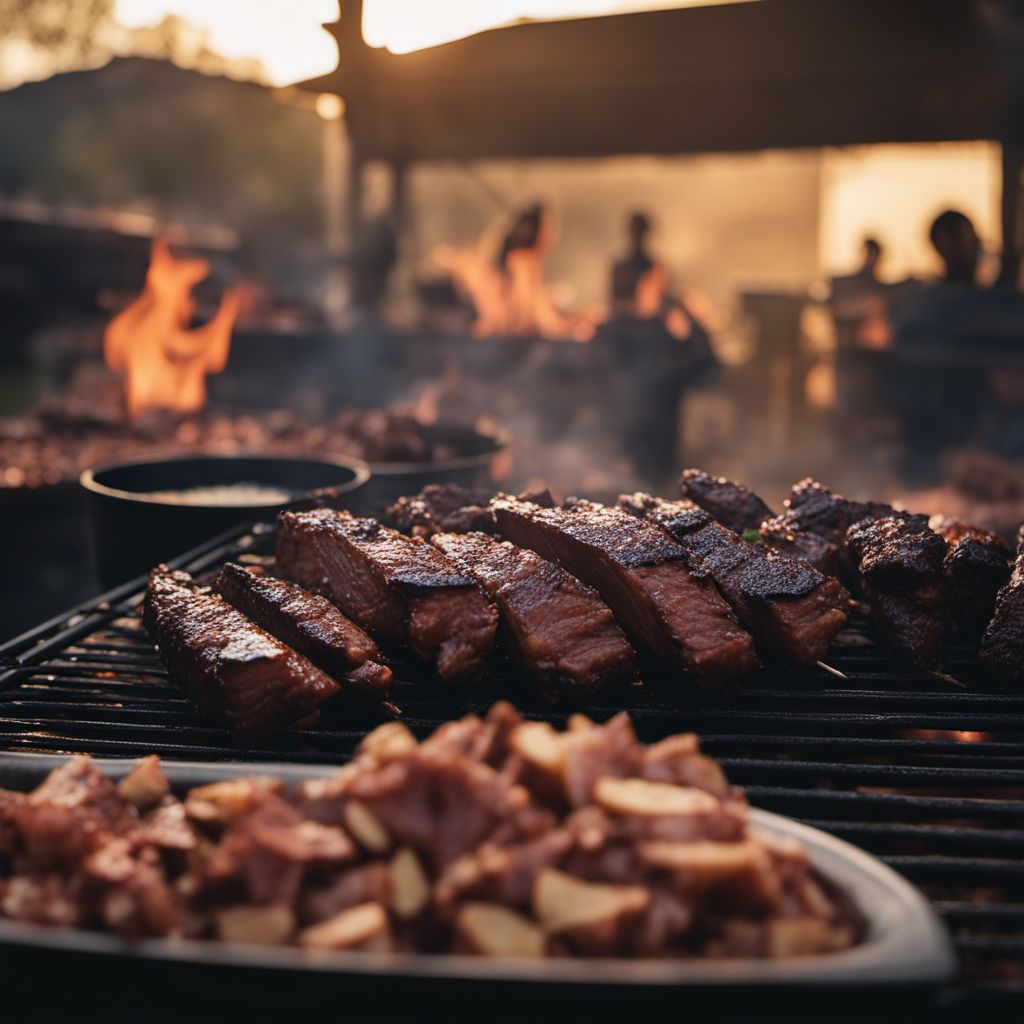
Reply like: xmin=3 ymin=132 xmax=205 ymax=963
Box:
xmin=275 ymin=509 xmax=497 ymax=684
xmin=930 ymin=516 xmax=1012 ymax=640
xmin=679 ymin=469 xmax=774 ymax=533
xmin=679 ymin=469 xmax=842 ymax=576
xmin=492 ymin=496 xmax=758 ymax=687
xmin=621 ymin=493 xmax=849 ymax=667
xmin=845 ymin=515 xmax=948 ymax=669
xmin=215 ymin=562 xmax=392 ymax=702
xmin=979 ymin=536 xmax=1024 ymax=687
xmin=431 ymin=530 xmax=636 ymax=702
xmin=143 ymin=567 xmax=341 ymax=746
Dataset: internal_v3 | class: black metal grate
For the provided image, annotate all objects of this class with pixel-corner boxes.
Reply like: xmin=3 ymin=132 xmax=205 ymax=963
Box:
xmin=1 ymin=521 xmax=1022 ymax=1007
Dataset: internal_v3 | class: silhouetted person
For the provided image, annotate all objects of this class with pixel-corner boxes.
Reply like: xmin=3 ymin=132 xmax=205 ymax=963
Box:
xmin=610 ymin=212 xmax=655 ymax=305
xmin=498 ymin=204 xmax=545 ymax=272
xmin=596 ymin=213 xmax=717 ymax=488
xmin=830 ymin=236 xmax=883 ymax=295
xmin=890 ymin=210 xmax=1023 ymax=472
xmin=929 ymin=209 xmax=981 ymax=285
xmin=860 ymin=236 xmax=883 ymax=281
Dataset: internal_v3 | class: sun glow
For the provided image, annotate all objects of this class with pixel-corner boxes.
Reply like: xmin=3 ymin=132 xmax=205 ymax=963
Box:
xmin=364 ymin=0 xmax=760 ymax=54
xmin=112 ymin=2 xmax=761 ymax=85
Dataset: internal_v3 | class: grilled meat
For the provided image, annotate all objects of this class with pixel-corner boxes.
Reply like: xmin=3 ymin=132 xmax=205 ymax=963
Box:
xmin=930 ymin=517 xmax=1012 ymax=640
xmin=679 ymin=469 xmax=843 ymax=576
xmin=979 ymin=536 xmax=1024 ymax=687
xmin=620 ymin=494 xmax=849 ymax=666
xmin=679 ymin=469 xmax=774 ymax=533
xmin=143 ymin=567 xmax=341 ymax=745
xmin=0 ymin=709 xmax=858 ymax=958
xmin=430 ymin=531 xmax=636 ymax=702
xmin=845 ymin=515 xmax=948 ymax=668
xmin=276 ymin=509 xmax=498 ymax=684
xmin=492 ymin=497 xmax=757 ymax=687
xmin=758 ymin=514 xmax=844 ymax=577
xmin=215 ymin=563 xmax=392 ymax=702
xmin=384 ymin=484 xmax=497 ymax=539
xmin=385 ymin=485 xmax=556 ymax=540
xmin=776 ymin=479 xmax=895 ymax=581
xmin=785 ymin=479 xmax=893 ymax=548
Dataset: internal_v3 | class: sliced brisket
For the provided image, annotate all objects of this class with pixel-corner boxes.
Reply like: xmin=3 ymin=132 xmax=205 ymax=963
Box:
xmin=215 ymin=562 xmax=392 ymax=702
xmin=276 ymin=509 xmax=497 ymax=684
xmin=491 ymin=497 xmax=757 ymax=687
xmin=679 ymin=469 xmax=842 ymax=575
xmin=845 ymin=515 xmax=948 ymax=668
xmin=679 ymin=469 xmax=774 ymax=533
xmin=930 ymin=517 xmax=1012 ymax=640
xmin=143 ymin=567 xmax=341 ymax=746
xmin=620 ymin=493 xmax=849 ymax=666
xmin=430 ymin=531 xmax=636 ymax=701
xmin=979 ymin=536 xmax=1024 ymax=688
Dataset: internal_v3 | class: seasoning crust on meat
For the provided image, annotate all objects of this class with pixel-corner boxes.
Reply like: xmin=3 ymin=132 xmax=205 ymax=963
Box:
xmin=492 ymin=496 xmax=758 ymax=686
xmin=430 ymin=531 xmax=636 ymax=701
xmin=215 ymin=562 xmax=392 ymax=702
xmin=929 ymin=516 xmax=1012 ymax=640
xmin=845 ymin=515 xmax=948 ymax=668
xmin=979 ymin=537 xmax=1024 ymax=687
xmin=0 ymin=706 xmax=859 ymax=960
xmin=276 ymin=509 xmax=498 ymax=684
xmin=143 ymin=567 xmax=342 ymax=746
xmin=620 ymin=493 xmax=849 ymax=666
xmin=679 ymin=469 xmax=775 ymax=533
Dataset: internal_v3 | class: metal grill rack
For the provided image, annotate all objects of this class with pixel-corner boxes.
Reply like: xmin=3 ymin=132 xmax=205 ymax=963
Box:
xmin=1 ymin=521 xmax=1022 ymax=1009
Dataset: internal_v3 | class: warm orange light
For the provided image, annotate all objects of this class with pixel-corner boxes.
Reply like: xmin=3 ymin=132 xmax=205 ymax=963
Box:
xmin=363 ymin=1 xmax=761 ymax=55
xmin=315 ymin=93 xmax=344 ymax=120
xmin=104 ymin=236 xmax=244 ymax=420
xmin=434 ymin=223 xmax=593 ymax=341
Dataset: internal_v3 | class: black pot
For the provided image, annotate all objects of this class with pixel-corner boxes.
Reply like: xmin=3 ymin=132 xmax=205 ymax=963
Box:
xmin=81 ymin=454 xmax=370 ymax=588
xmin=347 ymin=422 xmax=512 ymax=516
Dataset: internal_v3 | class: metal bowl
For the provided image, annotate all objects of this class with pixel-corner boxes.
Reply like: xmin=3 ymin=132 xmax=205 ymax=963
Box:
xmin=81 ymin=454 xmax=370 ymax=587
xmin=0 ymin=754 xmax=955 ymax=1020
xmin=347 ymin=421 xmax=511 ymax=516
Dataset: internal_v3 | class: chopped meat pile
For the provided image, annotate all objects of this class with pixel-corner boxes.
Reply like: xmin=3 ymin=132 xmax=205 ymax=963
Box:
xmin=0 ymin=708 xmax=857 ymax=960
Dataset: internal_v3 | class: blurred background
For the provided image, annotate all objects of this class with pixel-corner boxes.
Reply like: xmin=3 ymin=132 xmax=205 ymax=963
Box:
xmin=3 ymin=0 xmax=1024 ymax=636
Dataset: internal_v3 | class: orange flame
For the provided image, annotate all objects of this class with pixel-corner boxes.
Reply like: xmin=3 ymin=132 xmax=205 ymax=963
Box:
xmin=104 ymin=237 xmax=244 ymax=420
xmin=434 ymin=224 xmax=593 ymax=341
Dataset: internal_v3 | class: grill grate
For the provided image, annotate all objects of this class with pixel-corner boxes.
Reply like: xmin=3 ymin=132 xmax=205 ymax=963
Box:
xmin=1 ymin=521 xmax=1023 ymax=1006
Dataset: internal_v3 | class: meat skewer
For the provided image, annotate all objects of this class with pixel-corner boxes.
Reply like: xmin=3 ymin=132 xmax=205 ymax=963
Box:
xmin=620 ymin=493 xmax=849 ymax=667
xmin=215 ymin=562 xmax=393 ymax=702
xmin=845 ymin=515 xmax=948 ymax=669
xmin=680 ymin=469 xmax=843 ymax=576
xmin=492 ymin=496 xmax=758 ymax=687
xmin=276 ymin=509 xmax=498 ymax=684
xmin=929 ymin=517 xmax=1012 ymax=640
xmin=143 ymin=567 xmax=341 ymax=746
xmin=978 ymin=531 xmax=1024 ymax=688
xmin=430 ymin=531 xmax=636 ymax=702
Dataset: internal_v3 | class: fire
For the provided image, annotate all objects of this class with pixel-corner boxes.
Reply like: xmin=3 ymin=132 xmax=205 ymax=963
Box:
xmin=103 ymin=237 xmax=245 ymax=420
xmin=434 ymin=216 xmax=594 ymax=341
